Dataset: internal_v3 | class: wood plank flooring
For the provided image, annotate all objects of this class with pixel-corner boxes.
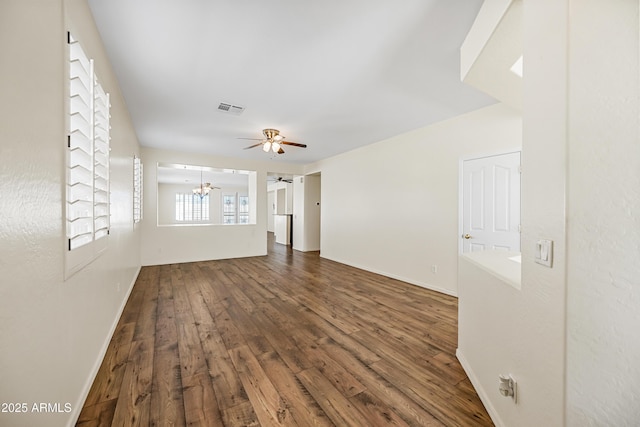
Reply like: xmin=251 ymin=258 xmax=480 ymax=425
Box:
xmin=77 ymin=234 xmax=492 ymax=426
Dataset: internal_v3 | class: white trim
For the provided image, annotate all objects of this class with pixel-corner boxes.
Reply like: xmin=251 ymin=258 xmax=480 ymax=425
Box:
xmin=456 ymin=348 xmax=504 ymax=427
xmin=320 ymin=254 xmax=457 ymax=297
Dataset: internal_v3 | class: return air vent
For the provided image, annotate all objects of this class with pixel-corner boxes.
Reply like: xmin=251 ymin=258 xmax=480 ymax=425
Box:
xmin=217 ymin=102 xmax=245 ymax=115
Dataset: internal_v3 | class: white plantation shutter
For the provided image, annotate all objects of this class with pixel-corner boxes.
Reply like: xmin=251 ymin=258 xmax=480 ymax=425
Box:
xmin=133 ymin=156 xmax=143 ymax=223
xmin=93 ymin=80 xmax=110 ymax=239
xmin=66 ymin=33 xmax=111 ymax=276
xmin=67 ymin=33 xmax=95 ymax=250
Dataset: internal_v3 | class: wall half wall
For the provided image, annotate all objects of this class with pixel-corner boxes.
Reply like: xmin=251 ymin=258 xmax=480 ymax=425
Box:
xmin=141 ymin=147 xmax=303 ymax=266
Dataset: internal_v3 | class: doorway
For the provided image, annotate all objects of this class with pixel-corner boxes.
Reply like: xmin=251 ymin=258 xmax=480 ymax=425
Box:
xmin=292 ymin=173 xmax=321 ymax=252
xmin=461 ymin=151 xmax=521 ymax=253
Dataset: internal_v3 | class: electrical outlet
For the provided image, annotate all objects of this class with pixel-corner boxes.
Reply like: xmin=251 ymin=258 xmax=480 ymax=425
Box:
xmin=431 ymin=265 xmax=437 ymax=274
xmin=498 ymin=374 xmax=517 ymax=403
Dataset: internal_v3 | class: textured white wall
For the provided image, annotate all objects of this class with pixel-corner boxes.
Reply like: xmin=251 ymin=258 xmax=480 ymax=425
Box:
xmin=141 ymin=147 xmax=303 ymax=265
xmin=310 ymin=103 xmax=521 ymax=296
xmin=566 ymin=1 xmax=640 ymax=425
xmin=0 ymin=1 xmax=142 ymax=426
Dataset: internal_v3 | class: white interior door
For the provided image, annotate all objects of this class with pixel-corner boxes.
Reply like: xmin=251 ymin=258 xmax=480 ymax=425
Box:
xmin=462 ymin=152 xmax=521 ymax=253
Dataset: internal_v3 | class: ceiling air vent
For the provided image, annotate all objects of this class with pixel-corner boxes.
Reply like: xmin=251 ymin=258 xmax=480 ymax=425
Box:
xmin=217 ymin=102 xmax=245 ymax=115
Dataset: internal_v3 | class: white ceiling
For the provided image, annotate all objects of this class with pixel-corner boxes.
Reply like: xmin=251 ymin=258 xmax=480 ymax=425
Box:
xmin=88 ymin=0 xmax=495 ymax=164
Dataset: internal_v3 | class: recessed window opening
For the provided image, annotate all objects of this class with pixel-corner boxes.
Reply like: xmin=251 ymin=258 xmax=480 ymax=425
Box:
xmin=156 ymin=162 xmax=257 ymax=226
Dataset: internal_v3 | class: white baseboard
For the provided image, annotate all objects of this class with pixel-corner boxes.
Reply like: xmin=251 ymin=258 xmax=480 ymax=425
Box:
xmin=319 ymin=254 xmax=457 ymax=297
xmin=456 ymin=348 xmax=504 ymax=427
xmin=68 ymin=265 xmax=141 ymax=427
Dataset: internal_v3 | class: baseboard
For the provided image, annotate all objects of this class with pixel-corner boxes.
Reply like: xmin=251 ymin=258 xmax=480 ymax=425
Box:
xmin=456 ymin=349 xmax=504 ymax=427
xmin=68 ymin=265 xmax=141 ymax=427
xmin=319 ymin=254 xmax=457 ymax=297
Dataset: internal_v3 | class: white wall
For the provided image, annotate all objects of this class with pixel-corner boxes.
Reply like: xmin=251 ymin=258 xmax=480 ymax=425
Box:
xmin=457 ymin=256 xmax=522 ymax=426
xmin=307 ymin=103 xmax=521 ymax=296
xmin=141 ymin=147 xmax=303 ymax=265
xmin=0 ymin=1 xmax=141 ymax=426
xmin=566 ymin=1 xmax=640 ymax=425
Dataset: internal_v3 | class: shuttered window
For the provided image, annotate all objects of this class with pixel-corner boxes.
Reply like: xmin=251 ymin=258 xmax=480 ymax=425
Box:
xmin=133 ymin=156 xmax=143 ymax=223
xmin=67 ymin=33 xmax=94 ymax=249
xmin=176 ymin=193 xmax=210 ymax=222
xmin=66 ymin=33 xmax=110 ymax=276
xmin=93 ymin=81 xmax=110 ymax=239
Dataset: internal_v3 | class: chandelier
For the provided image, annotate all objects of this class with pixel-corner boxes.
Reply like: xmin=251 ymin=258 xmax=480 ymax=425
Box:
xmin=193 ymin=169 xmax=218 ymax=198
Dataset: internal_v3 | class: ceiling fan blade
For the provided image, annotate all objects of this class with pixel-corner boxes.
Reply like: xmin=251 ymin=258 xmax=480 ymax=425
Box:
xmin=243 ymin=143 xmax=264 ymax=149
xmin=281 ymin=141 xmax=307 ymax=148
xmin=237 ymin=137 xmax=263 ymax=141
xmin=277 ymin=147 xmax=285 ymax=154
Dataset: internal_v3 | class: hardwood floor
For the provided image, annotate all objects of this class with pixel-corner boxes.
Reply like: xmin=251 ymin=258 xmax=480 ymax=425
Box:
xmin=77 ymin=234 xmax=492 ymax=426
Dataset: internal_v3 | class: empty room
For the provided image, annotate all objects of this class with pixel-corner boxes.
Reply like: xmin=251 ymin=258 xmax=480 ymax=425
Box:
xmin=1 ymin=1 xmax=639 ymax=426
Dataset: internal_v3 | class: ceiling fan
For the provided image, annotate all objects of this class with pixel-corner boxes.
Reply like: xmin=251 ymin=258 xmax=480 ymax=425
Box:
xmin=268 ymin=176 xmax=293 ymax=184
xmin=240 ymin=128 xmax=307 ymax=154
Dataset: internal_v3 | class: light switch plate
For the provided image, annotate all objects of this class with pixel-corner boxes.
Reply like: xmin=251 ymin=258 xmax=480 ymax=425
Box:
xmin=535 ymin=239 xmax=553 ymax=267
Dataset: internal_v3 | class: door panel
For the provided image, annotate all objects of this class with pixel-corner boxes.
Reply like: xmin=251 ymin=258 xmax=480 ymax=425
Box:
xmin=494 ymin=165 xmax=511 ymax=232
xmin=462 ymin=152 xmax=521 ymax=253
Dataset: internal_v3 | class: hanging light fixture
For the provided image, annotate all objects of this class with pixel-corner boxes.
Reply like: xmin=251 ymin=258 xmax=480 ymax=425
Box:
xmin=193 ymin=169 xmax=216 ymax=198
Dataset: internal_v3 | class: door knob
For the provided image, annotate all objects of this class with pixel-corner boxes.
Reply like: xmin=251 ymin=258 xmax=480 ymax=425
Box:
xmin=463 ymin=234 xmax=472 ymax=239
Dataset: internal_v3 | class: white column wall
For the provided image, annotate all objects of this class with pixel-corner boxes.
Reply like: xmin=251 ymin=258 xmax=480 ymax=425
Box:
xmin=566 ymin=1 xmax=640 ymax=425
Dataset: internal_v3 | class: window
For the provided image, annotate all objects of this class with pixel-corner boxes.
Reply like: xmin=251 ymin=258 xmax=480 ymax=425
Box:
xmin=239 ymin=195 xmax=249 ymax=224
xmin=133 ymin=156 xmax=143 ymax=223
xmin=176 ymin=193 xmax=209 ymax=222
xmin=65 ymin=32 xmax=110 ymax=277
xmin=223 ymin=193 xmax=249 ymax=224
xmin=156 ymin=163 xmax=257 ymax=226
xmin=223 ymin=194 xmax=236 ymax=224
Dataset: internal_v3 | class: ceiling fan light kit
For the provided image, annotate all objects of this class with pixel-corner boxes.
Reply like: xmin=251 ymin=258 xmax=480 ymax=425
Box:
xmin=241 ymin=128 xmax=307 ymax=155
